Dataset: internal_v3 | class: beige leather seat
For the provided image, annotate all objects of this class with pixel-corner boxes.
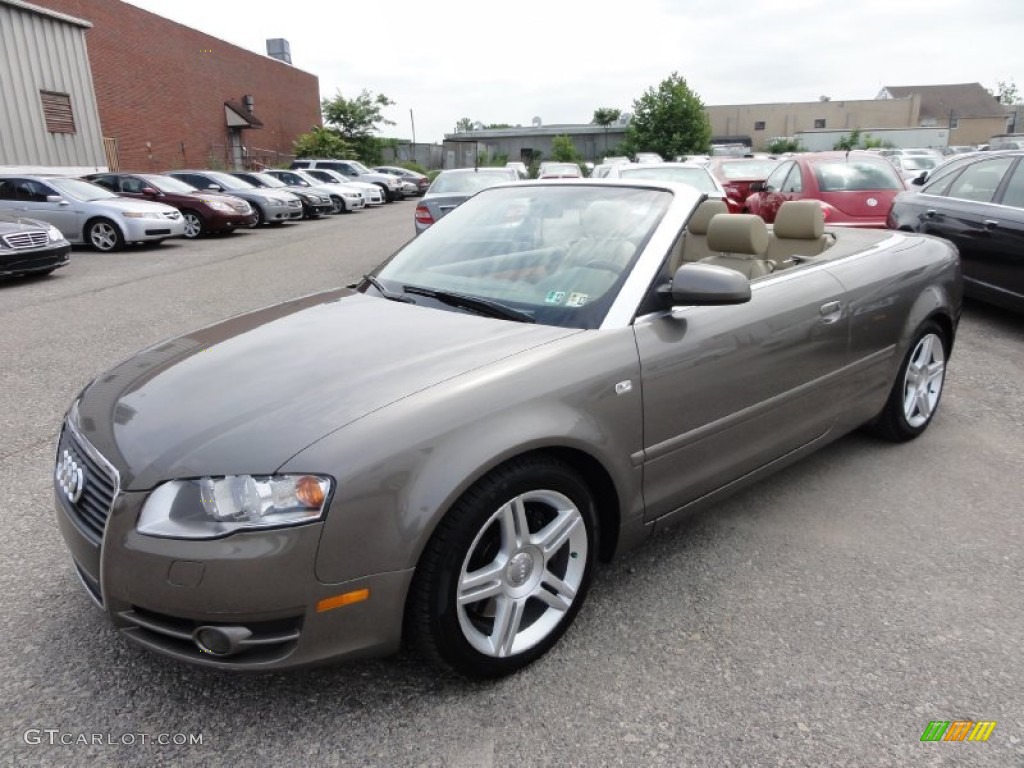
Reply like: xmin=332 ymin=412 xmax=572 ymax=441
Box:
xmin=699 ymin=214 xmax=772 ymax=279
xmin=673 ymin=198 xmax=729 ymax=269
xmin=765 ymin=200 xmax=829 ymax=264
xmin=564 ymin=200 xmax=635 ymax=269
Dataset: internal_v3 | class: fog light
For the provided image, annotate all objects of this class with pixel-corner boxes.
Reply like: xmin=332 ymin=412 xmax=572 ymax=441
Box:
xmin=193 ymin=625 xmax=252 ymax=656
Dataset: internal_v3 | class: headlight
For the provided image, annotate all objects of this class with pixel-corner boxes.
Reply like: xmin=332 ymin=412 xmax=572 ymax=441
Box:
xmin=122 ymin=211 xmax=164 ymax=219
xmin=207 ymin=201 xmax=233 ymax=212
xmin=137 ymin=474 xmax=332 ymax=539
xmin=344 ymin=192 xmax=360 ymax=199
xmin=47 ymin=225 xmax=64 ymax=242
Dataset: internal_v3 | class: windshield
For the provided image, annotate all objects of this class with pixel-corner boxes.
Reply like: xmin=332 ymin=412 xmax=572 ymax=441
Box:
xmin=49 ymin=178 xmax=119 ymax=201
xmin=618 ymin=166 xmax=718 ymax=193
xmin=811 ymin=160 xmax=903 ymax=191
xmin=291 ymin=170 xmax=322 ymax=186
xmin=372 ymin=185 xmax=672 ymax=329
xmin=717 ymin=160 xmax=779 ymax=180
xmin=428 ymin=171 xmax=514 ymax=195
xmin=253 ymin=173 xmax=287 ymax=187
xmin=142 ymin=175 xmax=197 ymax=194
xmin=346 ymin=160 xmax=371 ymax=174
xmin=204 ymin=171 xmax=254 ymax=190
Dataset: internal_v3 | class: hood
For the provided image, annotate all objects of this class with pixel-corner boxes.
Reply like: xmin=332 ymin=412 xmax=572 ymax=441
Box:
xmin=74 ymin=290 xmax=578 ymax=489
xmin=0 ymin=213 xmax=54 ymax=231
xmin=90 ymin=197 xmax=179 ymax=214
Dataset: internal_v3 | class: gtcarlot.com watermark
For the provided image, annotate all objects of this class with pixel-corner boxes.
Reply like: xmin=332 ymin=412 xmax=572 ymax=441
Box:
xmin=24 ymin=729 xmax=203 ymax=746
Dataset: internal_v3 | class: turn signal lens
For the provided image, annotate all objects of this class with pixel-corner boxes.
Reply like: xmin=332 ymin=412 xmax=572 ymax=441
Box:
xmin=296 ymin=475 xmax=326 ymax=508
xmin=317 ymin=589 xmax=370 ymax=613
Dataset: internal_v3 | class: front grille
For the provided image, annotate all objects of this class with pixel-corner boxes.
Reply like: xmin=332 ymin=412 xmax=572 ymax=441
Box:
xmin=2 ymin=231 xmax=49 ymax=249
xmin=56 ymin=426 xmax=119 ymax=546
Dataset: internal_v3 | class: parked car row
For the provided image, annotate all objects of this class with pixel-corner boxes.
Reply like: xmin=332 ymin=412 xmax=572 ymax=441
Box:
xmin=0 ymin=164 xmax=424 ymax=277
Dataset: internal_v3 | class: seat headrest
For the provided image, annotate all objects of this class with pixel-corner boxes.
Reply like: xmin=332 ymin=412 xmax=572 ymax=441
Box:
xmin=687 ymin=199 xmax=729 ymax=234
xmin=581 ymin=200 xmax=625 ymax=238
xmin=706 ymin=214 xmax=768 ymax=256
xmin=773 ymin=200 xmax=825 ymax=239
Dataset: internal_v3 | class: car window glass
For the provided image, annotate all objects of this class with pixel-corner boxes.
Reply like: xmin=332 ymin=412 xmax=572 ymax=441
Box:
xmin=120 ymin=176 xmax=147 ymax=193
xmin=997 ymin=160 xmax=1024 ymax=208
xmin=811 ymin=160 xmax=902 ymax=191
xmin=13 ymin=180 xmax=55 ymax=202
xmin=781 ymin=165 xmax=803 ymax=193
xmin=0 ymin=179 xmax=24 ymax=200
xmin=946 ymin=157 xmax=1014 ymax=203
xmin=764 ymin=162 xmax=791 ymax=191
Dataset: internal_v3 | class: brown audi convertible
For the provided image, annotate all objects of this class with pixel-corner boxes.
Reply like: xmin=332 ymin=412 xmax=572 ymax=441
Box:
xmin=53 ymin=183 xmax=961 ymax=678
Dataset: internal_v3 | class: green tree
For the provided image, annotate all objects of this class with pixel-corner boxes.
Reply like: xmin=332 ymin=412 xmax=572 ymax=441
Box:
xmin=833 ymin=128 xmax=863 ymax=151
xmin=992 ymin=79 xmax=1021 ymax=105
xmin=592 ymin=107 xmax=622 ymax=153
xmin=321 ymin=89 xmax=396 ymax=162
xmin=292 ymin=126 xmax=351 ymax=159
xmin=625 ymin=73 xmax=711 ymax=158
xmin=454 ymin=117 xmax=474 ymax=133
xmin=550 ymin=135 xmax=582 ymax=163
xmin=766 ymin=137 xmax=803 ymax=153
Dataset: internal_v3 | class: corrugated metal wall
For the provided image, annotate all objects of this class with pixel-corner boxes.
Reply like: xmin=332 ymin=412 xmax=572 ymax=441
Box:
xmin=0 ymin=0 xmax=106 ymax=169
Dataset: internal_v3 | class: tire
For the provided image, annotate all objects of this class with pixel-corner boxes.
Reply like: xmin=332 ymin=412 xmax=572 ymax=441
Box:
xmin=330 ymin=195 xmax=345 ymax=214
xmin=251 ymin=205 xmax=266 ymax=227
xmin=867 ymin=320 xmax=948 ymax=442
xmin=407 ymin=456 xmax=597 ymax=679
xmin=181 ymin=210 xmax=204 ymax=239
xmin=85 ymin=218 xmax=124 ymax=252
xmin=377 ymin=183 xmax=394 ymax=203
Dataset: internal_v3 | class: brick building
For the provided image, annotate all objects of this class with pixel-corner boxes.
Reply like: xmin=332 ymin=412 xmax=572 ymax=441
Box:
xmin=35 ymin=0 xmax=321 ymax=171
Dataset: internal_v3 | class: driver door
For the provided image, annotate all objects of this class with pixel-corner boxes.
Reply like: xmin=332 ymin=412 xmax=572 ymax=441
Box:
xmin=634 ymin=266 xmax=849 ymax=522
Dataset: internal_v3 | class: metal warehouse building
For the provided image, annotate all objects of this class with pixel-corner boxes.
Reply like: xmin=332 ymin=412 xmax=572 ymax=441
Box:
xmin=0 ymin=0 xmax=107 ymax=173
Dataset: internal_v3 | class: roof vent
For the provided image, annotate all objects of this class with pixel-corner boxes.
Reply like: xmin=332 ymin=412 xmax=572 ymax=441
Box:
xmin=266 ymin=38 xmax=292 ymax=65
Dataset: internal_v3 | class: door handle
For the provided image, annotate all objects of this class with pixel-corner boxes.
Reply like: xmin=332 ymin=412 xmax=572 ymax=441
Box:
xmin=924 ymin=209 xmax=938 ymax=218
xmin=983 ymin=219 xmax=999 ymax=230
xmin=819 ymin=301 xmax=842 ymax=324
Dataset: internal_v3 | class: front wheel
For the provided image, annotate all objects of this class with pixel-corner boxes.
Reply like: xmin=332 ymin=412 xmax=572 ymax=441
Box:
xmin=182 ymin=210 xmax=204 ymax=238
xmin=330 ymin=195 xmax=345 ymax=214
xmin=407 ymin=456 xmax=597 ymax=679
xmin=867 ymin=320 xmax=948 ymax=441
xmin=251 ymin=205 xmax=266 ymax=227
xmin=85 ymin=218 xmax=124 ymax=252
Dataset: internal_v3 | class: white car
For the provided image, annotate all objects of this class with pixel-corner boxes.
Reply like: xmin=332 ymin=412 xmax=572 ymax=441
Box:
xmin=0 ymin=175 xmax=185 ymax=251
xmin=292 ymin=159 xmax=403 ymax=201
xmin=261 ymin=170 xmax=366 ymax=213
xmin=304 ymin=169 xmax=385 ymax=206
xmin=602 ymin=162 xmax=726 ymax=198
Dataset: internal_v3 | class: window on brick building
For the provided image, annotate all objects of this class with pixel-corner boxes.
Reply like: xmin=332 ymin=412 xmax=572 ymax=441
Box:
xmin=40 ymin=91 xmax=76 ymax=134
xmin=813 ymin=118 xmax=826 ymax=129
xmin=754 ymin=121 xmax=766 ymax=131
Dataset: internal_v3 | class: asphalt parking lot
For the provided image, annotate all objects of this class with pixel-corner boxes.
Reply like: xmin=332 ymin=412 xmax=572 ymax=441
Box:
xmin=1 ymin=202 xmax=1021 ymax=767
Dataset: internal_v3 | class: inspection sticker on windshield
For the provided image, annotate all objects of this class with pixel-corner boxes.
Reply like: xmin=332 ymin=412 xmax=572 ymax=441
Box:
xmin=566 ymin=292 xmax=589 ymax=308
xmin=544 ymin=290 xmax=567 ymax=305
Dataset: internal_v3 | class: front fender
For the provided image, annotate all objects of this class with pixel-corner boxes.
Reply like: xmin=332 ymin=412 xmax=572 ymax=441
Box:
xmin=282 ymin=328 xmax=645 ymax=585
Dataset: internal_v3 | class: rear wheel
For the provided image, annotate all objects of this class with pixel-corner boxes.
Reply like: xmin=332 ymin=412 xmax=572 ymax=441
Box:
xmin=182 ymin=210 xmax=204 ymax=238
xmin=868 ymin=320 xmax=948 ymax=441
xmin=85 ymin=218 xmax=124 ymax=252
xmin=407 ymin=456 xmax=596 ymax=679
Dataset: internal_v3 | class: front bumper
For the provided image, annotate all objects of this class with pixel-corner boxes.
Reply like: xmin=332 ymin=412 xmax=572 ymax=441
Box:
xmin=53 ymin=428 xmax=412 ymax=670
xmin=0 ymin=241 xmax=70 ymax=276
xmin=121 ymin=216 xmax=186 ymax=242
xmin=263 ymin=200 xmax=304 ymax=222
xmin=207 ymin=210 xmax=258 ymax=232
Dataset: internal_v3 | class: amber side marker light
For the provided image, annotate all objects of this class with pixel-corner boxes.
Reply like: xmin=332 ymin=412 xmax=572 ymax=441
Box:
xmin=296 ymin=475 xmax=326 ymax=508
xmin=317 ymin=589 xmax=370 ymax=613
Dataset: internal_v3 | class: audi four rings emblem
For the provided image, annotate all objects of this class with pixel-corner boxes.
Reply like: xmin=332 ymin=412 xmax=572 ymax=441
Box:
xmin=56 ymin=449 xmax=85 ymax=503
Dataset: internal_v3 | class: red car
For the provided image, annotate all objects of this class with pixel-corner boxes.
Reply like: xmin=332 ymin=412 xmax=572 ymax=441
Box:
xmin=744 ymin=152 xmax=906 ymax=227
xmin=707 ymin=157 xmax=780 ymax=213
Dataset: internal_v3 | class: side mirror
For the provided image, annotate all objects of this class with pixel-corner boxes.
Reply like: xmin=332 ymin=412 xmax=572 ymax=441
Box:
xmin=45 ymin=194 xmax=65 ymax=203
xmin=141 ymin=187 xmax=159 ymax=196
xmin=665 ymin=263 xmax=752 ymax=306
xmin=910 ymin=173 xmax=926 ymax=186
xmin=206 ymin=184 xmax=222 ymax=192
xmin=748 ymin=181 xmax=766 ymax=193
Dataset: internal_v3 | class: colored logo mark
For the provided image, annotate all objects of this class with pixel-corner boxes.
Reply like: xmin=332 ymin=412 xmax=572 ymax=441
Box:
xmin=920 ymin=720 xmax=996 ymax=742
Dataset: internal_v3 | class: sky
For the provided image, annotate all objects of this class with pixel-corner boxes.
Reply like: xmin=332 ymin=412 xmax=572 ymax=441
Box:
xmin=123 ymin=0 xmax=1024 ymax=144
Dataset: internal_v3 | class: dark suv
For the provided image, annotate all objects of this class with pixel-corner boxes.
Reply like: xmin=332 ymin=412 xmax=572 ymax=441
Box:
xmin=87 ymin=173 xmax=256 ymax=238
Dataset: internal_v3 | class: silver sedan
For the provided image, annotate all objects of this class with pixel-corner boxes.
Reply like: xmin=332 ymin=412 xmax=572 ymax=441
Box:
xmin=0 ymin=175 xmax=185 ymax=251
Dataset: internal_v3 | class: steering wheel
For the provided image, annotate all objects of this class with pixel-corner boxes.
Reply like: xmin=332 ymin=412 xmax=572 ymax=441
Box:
xmin=582 ymin=260 xmax=621 ymax=274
